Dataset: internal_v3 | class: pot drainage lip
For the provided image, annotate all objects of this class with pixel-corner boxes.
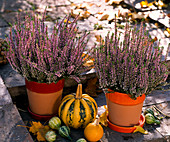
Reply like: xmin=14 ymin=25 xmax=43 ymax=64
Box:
xmin=27 ymin=107 xmax=57 ymax=121
xmin=107 ymin=114 xmax=145 ymax=133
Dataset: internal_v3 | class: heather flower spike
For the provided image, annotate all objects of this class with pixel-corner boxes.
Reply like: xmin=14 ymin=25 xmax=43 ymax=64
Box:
xmin=5 ymin=12 xmax=89 ymax=83
xmin=93 ymin=17 xmax=169 ymax=99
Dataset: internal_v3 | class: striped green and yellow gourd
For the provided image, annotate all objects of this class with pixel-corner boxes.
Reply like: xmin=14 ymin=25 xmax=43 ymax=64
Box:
xmin=58 ymin=84 xmax=98 ymax=129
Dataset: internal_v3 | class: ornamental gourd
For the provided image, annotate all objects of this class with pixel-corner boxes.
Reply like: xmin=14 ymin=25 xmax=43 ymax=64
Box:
xmin=84 ymin=117 xmax=104 ymax=142
xmin=45 ymin=131 xmax=57 ymax=142
xmin=58 ymin=84 xmax=98 ymax=129
xmin=48 ymin=116 xmax=61 ymax=130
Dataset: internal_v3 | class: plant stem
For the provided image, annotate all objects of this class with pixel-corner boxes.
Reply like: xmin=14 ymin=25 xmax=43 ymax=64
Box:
xmin=95 ymin=117 xmax=100 ymax=126
xmin=76 ymin=84 xmax=82 ymax=99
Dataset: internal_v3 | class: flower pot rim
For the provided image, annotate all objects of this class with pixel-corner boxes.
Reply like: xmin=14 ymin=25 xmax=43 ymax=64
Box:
xmin=25 ymin=79 xmax=65 ymax=93
xmin=107 ymin=114 xmax=145 ymax=133
xmin=28 ymin=107 xmax=57 ymax=121
xmin=105 ymin=89 xmax=145 ymax=105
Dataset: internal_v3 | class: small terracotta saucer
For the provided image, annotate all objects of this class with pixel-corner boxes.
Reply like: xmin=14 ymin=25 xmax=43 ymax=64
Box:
xmin=107 ymin=114 xmax=145 ymax=133
xmin=28 ymin=107 xmax=57 ymax=121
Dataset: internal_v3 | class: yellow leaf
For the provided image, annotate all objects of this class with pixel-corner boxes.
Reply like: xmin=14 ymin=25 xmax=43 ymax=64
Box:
xmin=140 ymin=0 xmax=148 ymax=8
xmin=29 ymin=121 xmax=50 ymax=141
xmin=133 ymin=126 xmax=148 ymax=134
xmin=147 ymin=2 xmax=153 ymax=7
xmin=64 ymin=19 xmax=71 ymax=24
xmin=82 ymin=53 xmax=95 ymax=70
xmin=166 ymin=28 xmax=170 ymax=34
xmin=29 ymin=121 xmax=43 ymax=135
xmin=99 ymin=106 xmax=108 ymax=127
xmin=37 ymin=131 xmax=46 ymax=141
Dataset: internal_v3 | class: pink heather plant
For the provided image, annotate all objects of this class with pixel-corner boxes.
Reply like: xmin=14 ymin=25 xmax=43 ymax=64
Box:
xmin=93 ymin=20 xmax=169 ymax=99
xmin=5 ymin=13 xmax=89 ymax=83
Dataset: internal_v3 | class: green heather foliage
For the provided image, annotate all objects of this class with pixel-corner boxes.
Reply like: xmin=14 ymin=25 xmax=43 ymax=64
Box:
xmin=5 ymin=12 xmax=89 ymax=83
xmin=93 ymin=20 xmax=169 ymax=99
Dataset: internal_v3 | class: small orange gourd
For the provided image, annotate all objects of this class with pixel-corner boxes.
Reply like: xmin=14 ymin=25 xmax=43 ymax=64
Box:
xmin=84 ymin=118 xmax=103 ymax=142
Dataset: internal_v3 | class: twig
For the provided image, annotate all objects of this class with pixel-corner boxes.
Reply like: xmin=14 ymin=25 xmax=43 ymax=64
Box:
xmin=153 ymin=105 xmax=170 ymax=118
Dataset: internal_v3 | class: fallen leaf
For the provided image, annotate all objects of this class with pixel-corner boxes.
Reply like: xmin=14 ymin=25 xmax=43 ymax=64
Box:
xmin=167 ymin=13 xmax=170 ymax=18
xmin=129 ymin=12 xmax=148 ymax=20
xmin=64 ymin=19 xmax=71 ymax=24
xmin=29 ymin=121 xmax=43 ymax=135
xmin=107 ymin=0 xmax=123 ymax=5
xmin=154 ymin=23 xmax=159 ymax=28
xmin=147 ymin=2 xmax=153 ymax=7
xmin=164 ymin=31 xmax=170 ymax=38
xmin=98 ymin=13 xmax=109 ymax=21
xmin=79 ymin=3 xmax=93 ymax=10
xmin=133 ymin=126 xmax=148 ymax=134
xmin=71 ymin=9 xmax=90 ymax=20
xmin=82 ymin=53 xmax=94 ymax=70
xmin=95 ymin=35 xmax=104 ymax=43
xmin=18 ymin=8 xmax=23 ymax=12
xmin=166 ymin=28 xmax=170 ymax=34
xmin=37 ymin=132 xmax=46 ymax=141
xmin=140 ymin=0 xmax=148 ymax=8
xmin=99 ymin=106 xmax=108 ymax=127
xmin=83 ymin=60 xmax=94 ymax=68
xmin=29 ymin=121 xmax=50 ymax=142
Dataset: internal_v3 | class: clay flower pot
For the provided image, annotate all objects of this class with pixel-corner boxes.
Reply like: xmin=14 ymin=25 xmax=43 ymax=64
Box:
xmin=105 ymin=90 xmax=145 ymax=127
xmin=25 ymin=79 xmax=64 ymax=116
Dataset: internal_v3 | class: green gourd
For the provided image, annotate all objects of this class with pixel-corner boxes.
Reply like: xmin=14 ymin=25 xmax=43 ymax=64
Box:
xmin=59 ymin=126 xmax=71 ymax=140
xmin=76 ymin=138 xmax=87 ymax=142
xmin=144 ymin=108 xmax=160 ymax=120
xmin=45 ymin=131 xmax=57 ymax=142
xmin=144 ymin=108 xmax=155 ymax=116
xmin=145 ymin=113 xmax=160 ymax=125
xmin=48 ymin=116 xmax=61 ymax=130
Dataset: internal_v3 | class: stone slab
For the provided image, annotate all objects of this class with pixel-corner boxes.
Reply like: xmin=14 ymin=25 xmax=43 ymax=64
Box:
xmin=1 ymin=11 xmax=31 ymax=25
xmin=77 ymin=19 xmax=94 ymax=31
xmin=0 ymin=104 xmax=33 ymax=142
xmin=0 ymin=75 xmax=33 ymax=142
xmin=144 ymin=90 xmax=170 ymax=106
xmin=0 ymin=76 xmax=12 ymax=105
xmin=47 ymin=6 xmax=72 ymax=20
xmin=0 ymin=17 xmax=8 ymax=27
xmin=27 ymin=0 xmax=71 ymax=7
xmin=0 ymin=0 xmax=32 ymax=12
xmin=149 ymin=10 xmax=170 ymax=28
xmin=0 ymin=64 xmax=25 ymax=88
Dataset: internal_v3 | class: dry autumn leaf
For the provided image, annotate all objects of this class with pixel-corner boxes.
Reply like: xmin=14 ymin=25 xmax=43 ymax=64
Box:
xmin=129 ymin=12 xmax=148 ymax=20
xmin=95 ymin=35 xmax=105 ymax=44
xmin=140 ymin=0 xmax=148 ymax=8
xmin=133 ymin=126 xmax=148 ymax=134
xmin=154 ymin=0 xmax=168 ymax=8
xmin=99 ymin=105 xmax=108 ymax=127
xmin=71 ymin=9 xmax=90 ymax=20
xmin=166 ymin=28 xmax=170 ymax=34
xmin=64 ymin=19 xmax=71 ymax=24
xmin=82 ymin=53 xmax=95 ymax=69
xmin=107 ymin=0 xmax=123 ymax=5
xmin=29 ymin=121 xmax=50 ymax=142
xmin=79 ymin=3 xmax=93 ymax=10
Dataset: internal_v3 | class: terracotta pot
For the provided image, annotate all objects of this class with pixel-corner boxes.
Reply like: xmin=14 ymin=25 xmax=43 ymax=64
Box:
xmin=105 ymin=91 xmax=145 ymax=127
xmin=25 ymin=79 xmax=64 ymax=115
